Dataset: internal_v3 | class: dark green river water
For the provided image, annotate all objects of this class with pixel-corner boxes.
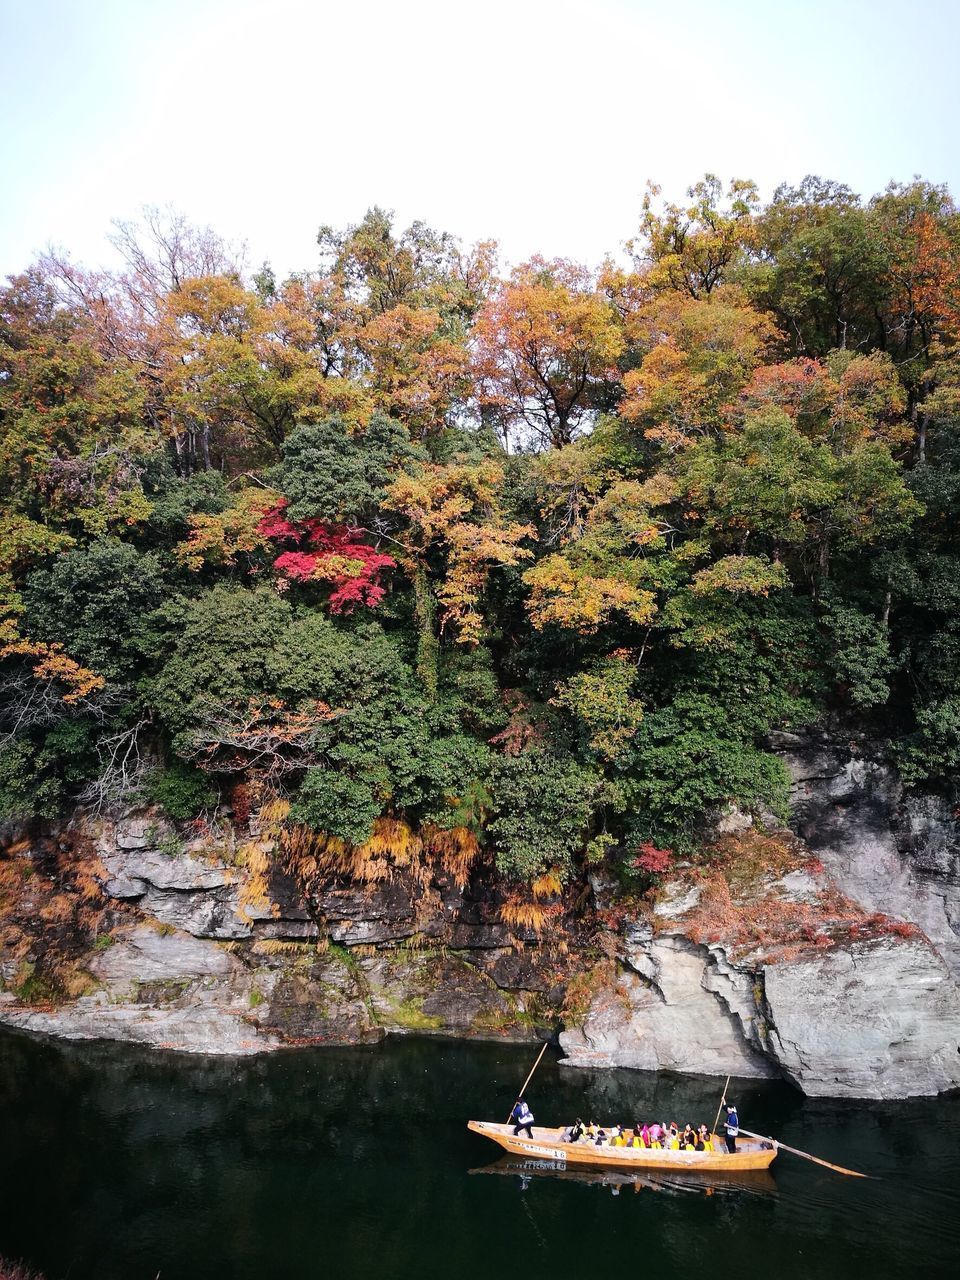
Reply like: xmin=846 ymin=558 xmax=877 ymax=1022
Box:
xmin=0 ymin=1028 xmax=958 ymax=1279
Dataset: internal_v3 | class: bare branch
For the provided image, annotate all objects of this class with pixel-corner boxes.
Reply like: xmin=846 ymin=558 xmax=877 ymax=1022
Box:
xmin=77 ymin=719 xmax=152 ymax=816
xmin=185 ymin=698 xmax=342 ymax=778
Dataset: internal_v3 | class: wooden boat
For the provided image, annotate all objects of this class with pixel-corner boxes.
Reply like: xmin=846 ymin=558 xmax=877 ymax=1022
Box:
xmin=467 ymin=1121 xmax=777 ymax=1174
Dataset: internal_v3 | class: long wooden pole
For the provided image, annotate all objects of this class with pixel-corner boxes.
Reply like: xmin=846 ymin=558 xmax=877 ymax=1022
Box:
xmin=711 ymin=1075 xmax=731 ymax=1143
xmin=505 ymin=1040 xmax=550 ymax=1123
xmin=738 ymin=1127 xmax=871 ymax=1178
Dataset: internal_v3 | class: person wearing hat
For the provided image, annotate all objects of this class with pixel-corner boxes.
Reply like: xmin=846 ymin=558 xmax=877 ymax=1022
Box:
xmin=724 ymin=1102 xmax=740 ymax=1153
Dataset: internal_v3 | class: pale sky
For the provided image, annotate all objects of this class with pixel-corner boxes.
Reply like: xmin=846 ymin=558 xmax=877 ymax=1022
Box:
xmin=2 ymin=0 xmax=959 ymax=280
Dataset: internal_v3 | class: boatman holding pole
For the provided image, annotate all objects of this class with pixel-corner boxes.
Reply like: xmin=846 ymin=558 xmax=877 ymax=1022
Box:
xmin=511 ymin=1097 xmax=535 ymax=1139
xmin=724 ymin=1102 xmax=740 ymax=1154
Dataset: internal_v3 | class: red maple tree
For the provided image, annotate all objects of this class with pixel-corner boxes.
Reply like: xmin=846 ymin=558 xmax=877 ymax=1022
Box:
xmin=632 ymin=842 xmax=674 ymax=875
xmin=259 ymin=501 xmax=395 ymax=612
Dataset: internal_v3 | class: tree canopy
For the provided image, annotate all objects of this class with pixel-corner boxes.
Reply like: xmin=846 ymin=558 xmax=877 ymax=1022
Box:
xmin=3 ymin=180 xmax=960 ymax=889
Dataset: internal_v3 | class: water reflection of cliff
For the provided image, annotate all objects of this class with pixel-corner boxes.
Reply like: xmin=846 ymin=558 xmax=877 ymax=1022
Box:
xmin=471 ymin=1155 xmax=778 ymax=1198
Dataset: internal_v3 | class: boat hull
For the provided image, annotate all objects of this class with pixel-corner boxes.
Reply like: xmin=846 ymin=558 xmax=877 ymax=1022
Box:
xmin=467 ymin=1121 xmax=777 ymax=1173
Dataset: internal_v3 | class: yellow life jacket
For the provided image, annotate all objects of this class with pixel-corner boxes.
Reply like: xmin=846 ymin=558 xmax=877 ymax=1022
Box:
xmin=703 ymin=1140 xmax=714 ymax=1152
xmin=669 ymin=1138 xmax=680 ymax=1150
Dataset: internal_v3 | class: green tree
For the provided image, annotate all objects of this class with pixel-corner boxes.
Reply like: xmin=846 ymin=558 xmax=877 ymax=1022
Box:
xmin=149 ymin=585 xmax=292 ymax=750
xmin=488 ymin=751 xmax=600 ymax=882
xmin=617 ymin=694 xmax=791 ymax=850
xmin=271 ymin=413 xmax=424 ymax=524
xmin=22 ymin=539 xmax=167 ymax=683
xmin=273 ymin=615 xmax=491 ymax=838
xmin=749 ymin=177 xmax=885 ymax=355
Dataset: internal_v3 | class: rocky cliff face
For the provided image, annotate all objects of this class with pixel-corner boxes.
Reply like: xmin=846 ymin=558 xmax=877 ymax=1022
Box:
xmin=558 ymin=882 xmax=960 ymax=1099
xmin=776 ymin=730 xmax=960 ymax=974
xmin=2 ymin=730 xmax=960 ymax=1100
xmin=0 ymin=812 xmax=554 ymax=1056
xmin=557 ymin=731 xmax=960 ymax=1099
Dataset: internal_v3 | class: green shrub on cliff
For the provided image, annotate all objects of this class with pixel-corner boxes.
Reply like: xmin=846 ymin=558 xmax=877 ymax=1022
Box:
xmin=487 ymin=751 xmax=601 ymax=882
xmin=149 ymin=586 xmax=293 ymax=751
xmin=144 ymin=761 xmax=218 ymax=819
xmin=22 ymin=539 xmax=167 ymax=683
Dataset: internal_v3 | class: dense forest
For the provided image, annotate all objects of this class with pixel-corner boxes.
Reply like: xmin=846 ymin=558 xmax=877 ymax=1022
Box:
xmin=2 ymin=176 xmax=959 ymax=895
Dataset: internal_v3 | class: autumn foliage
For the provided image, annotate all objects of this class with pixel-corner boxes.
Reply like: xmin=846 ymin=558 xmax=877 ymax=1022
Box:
xmin=2 ymin=179 xmax=960 ymax=900
xmin=632 ymin=842 xmax=674 ymax=876
xmin=473 ymin=257 xmax=623 ymax=449
xmin=259 ymin=500 xmax=396 ymax=611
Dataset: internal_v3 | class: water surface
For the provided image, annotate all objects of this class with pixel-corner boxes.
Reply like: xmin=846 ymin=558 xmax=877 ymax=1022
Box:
xmin=0 ymin=1029 xmax=957 ymax=1279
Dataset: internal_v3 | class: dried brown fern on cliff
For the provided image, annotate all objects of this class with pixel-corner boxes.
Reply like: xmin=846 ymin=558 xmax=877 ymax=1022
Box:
xmin=0 ymin=829 xmax=121 ymax=1004
xmin=672 ymin=868 xmax=922 ymax=964
xmin=499 ymin=868 xmax=565 ymax=941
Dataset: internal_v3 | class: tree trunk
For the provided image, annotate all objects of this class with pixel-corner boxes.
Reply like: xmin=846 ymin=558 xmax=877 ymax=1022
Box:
xmin=412 ymin=566 xmax=439 ymax=700
xmin=200 ymin=421 xmax=212 ymax=471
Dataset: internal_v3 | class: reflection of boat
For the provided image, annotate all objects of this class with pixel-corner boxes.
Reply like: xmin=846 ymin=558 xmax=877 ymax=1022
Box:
xmin=467 ymin=1121 xmax=777 ymax=1174
xmin=470 ymin=1155 xmax=778 ymax=1198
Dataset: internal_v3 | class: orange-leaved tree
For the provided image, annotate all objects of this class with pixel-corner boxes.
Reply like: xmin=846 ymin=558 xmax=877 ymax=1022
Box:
xmin=472 ymin=257 xmax=623 ymax=451
xmin=618 ymin=288 xmax=778 ymax=450
xmin=736 ymin=350 xmax=910 ymax=454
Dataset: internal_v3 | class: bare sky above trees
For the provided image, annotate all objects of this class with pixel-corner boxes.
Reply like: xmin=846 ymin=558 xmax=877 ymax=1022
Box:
xmin=2 ymin=0 xmax=959 ymax=277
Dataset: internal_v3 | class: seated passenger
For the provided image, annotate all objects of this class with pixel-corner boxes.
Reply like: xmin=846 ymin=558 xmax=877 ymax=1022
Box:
xmin=682 ymin=1124 xmax=696 ymax=1150
xmin=565 ymin=1119 xmax=585 ymax=1143
xmin=697 ymin=1124 xmax=713 ymax=1152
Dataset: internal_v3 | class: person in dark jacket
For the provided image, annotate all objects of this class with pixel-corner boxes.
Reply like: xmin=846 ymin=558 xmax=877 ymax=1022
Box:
xmin=511 ymin=1098 xmax=535 ymax=1138
xmin=724 ymin=1103 xmax=740 ymax=1154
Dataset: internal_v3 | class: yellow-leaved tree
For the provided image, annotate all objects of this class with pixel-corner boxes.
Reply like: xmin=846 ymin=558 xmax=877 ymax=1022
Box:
xmin=383 ymin=459 xmax=534 ymax=689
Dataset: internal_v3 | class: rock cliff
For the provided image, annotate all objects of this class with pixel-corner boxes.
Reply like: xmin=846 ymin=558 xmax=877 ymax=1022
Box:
xmin=557 ymin=731 xmax=960 ymax=1099
xmin=2 ymin=731 xmax=959 ymax=1100
xmin=0 ymin=811 xmax=552 ymax=1056
xmin=558 ymin=885 xmax=960 ymax=1099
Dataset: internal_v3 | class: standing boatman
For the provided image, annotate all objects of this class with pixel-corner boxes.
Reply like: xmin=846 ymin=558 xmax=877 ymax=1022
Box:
xmin=724 ymin=1102 xmax=740 ymax=1154
xmin=511 ymin=1097 xmax=535 ymax=1138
